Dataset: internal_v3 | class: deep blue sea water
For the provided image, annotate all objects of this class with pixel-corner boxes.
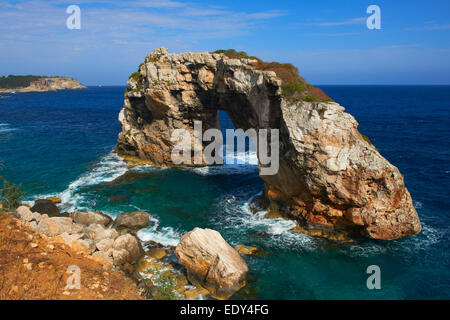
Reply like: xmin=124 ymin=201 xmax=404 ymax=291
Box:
xmin=0 ymin=86 xmax=449 ymax=299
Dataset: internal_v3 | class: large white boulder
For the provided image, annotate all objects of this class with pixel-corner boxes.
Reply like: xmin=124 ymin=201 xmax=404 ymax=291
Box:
xmin=175 ymin=227 xmax=248 ymax=299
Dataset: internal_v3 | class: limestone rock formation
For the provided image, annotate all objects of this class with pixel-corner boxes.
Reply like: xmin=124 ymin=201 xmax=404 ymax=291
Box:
xmin=175 ymin=227 xmax=248 ymax=299
xmin=117 ymin=47 xmax=421 ymax=241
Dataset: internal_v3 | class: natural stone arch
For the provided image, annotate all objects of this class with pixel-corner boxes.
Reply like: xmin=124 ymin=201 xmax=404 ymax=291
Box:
xmin=117 ymin=47 xmax=421 ymax=241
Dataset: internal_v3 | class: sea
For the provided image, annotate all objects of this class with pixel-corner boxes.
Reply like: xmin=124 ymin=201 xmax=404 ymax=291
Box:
xmin=0 ymin=85 xmax=449 ymax=299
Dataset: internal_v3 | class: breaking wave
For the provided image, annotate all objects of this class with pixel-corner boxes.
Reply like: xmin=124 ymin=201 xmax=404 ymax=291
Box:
xmin=211 ymin=191 xmax=318 ymax=252
xmin=25 ymin=151 xmax=181 ymax=247
xmin=0 ymin=123 xmax=16 ymax=133
xmin=137 ymin=214 xmax=182 ymax=247
xmin=25 ymin=152 xmax=128 ymax=212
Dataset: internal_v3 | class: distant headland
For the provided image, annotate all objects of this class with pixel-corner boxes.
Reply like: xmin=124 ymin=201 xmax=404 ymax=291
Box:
xmin=0 ymin=75 xmax=87 ymax=93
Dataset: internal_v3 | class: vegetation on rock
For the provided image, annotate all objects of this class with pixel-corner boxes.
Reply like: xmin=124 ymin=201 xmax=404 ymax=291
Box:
xmin=151 ymin=269 xmax=180 ymax=300
xmin=125 ymin=70 xmax=143 ymax=95
xmin=0 ymin=176 xmax=25 ymax=211
xmin=212 ymin=49 xmax=333 ymax=103
xmin=0 ymin=75 xmax=48 ymax=89
xmin=361 ymin=133 xmax=373 ymax=146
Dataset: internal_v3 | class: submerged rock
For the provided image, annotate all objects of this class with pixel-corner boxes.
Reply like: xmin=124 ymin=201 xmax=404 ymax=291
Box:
xmin=175 ymin=227 xmax=248 ymax=299
xmin=234 ymin=244 xmax=268 ymax=257
xmin=117 ymin=47 xmax=421 ymax=241
xmin=113 ymin=211 xmax=150 ymax=230
xmin=46 ymin=197 xmax=62 ymax=204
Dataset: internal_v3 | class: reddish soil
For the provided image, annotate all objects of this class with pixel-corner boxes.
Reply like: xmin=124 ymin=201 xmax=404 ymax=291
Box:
xmin=0 ymin=212 xmax=144 ymax=300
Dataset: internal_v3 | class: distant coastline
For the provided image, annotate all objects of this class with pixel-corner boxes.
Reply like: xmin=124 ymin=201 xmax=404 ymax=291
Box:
xmin=0 ymin=75 xmax=87 ymax=93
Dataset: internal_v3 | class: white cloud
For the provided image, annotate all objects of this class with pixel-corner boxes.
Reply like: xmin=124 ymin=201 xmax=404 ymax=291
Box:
xmin=0 ymin=0 xmax=287 ymax=44
xmin=311 ymin=17 xmax=366 ymax=27
xmin=425 ymin=23 xmax=450 ymax=30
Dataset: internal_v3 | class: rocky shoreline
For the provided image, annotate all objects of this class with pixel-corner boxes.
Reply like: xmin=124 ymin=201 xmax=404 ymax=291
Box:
xmin=0 ymin=77 xmax=86 ymax=94
xmin=9 ymin=198 xmax=252 ymax=300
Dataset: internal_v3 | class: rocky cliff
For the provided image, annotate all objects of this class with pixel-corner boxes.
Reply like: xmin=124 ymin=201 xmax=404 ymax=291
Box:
xmin=117 ymin=47 xmax=421 ymax=241
xmin=0 ymin=76 xmax=86 ymax=93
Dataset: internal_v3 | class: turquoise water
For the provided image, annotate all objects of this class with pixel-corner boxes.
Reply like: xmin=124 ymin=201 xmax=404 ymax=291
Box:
xmin=0 ymin=86 xmax=449 ymax=299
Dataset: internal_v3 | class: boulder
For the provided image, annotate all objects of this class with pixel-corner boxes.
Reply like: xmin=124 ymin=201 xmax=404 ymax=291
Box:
xmin=58 ymin=232 xmax=84 ymax=243
xmin=84 ymin=223 xmax=119 ymax=242
xmin=67 ymin=240 xmax=91 ymax=255
xmin=112 ymin=233 xmax=144 ymax=266
xmin=36 ymin=217 xmax=83 ymax=237
xmin=112 ymin=211 xmax=150 ymax=230
xmin=78 ymin=239 xmax=96 ymax=254
xmin=91 ymin=251 xmax=113 ymax=268
xmin=69 ymin=211 xmax=112 ymax=227
xmin=15 ymin=205 xmax=43 ymax=223
xmin=31 ymin=199 xmax=60 ymax=217
xmin=147 ymin=247 xmax=167 ymax=260
xmin=96 ymin=238 xmax=114 ymax=252
xmin=175 ymin=228 xmax=248 ymax=299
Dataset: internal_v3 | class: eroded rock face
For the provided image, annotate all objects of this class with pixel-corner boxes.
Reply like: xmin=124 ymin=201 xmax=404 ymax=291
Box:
xmin=117 ymin=47 xmax=421 ymax=240
xmin=175 ymin=228 xmax=248 ymax=299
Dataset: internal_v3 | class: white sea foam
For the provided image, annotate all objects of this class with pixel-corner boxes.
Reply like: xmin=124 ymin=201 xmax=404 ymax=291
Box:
xmin=25 ymin=151 xmax=181 ymax=247
xmin=191 ymin=150 xmax=258 ymax=176
xmin=414 ymin=201 xmax=423 ymax=209
xmin=137 ymin=215 xmax=181 ymax=247
xmin=59 ymin=152 xmax=128 ymax=211
xmin=129 ymin=164 xmax=168 ymax=173
xmin=25 ymin=152 xmax=128 ymax=211
xmin=211 ymin=192 xmax=317 ymax=252
xmin=342 ymin=222 xmax=444 ymax=258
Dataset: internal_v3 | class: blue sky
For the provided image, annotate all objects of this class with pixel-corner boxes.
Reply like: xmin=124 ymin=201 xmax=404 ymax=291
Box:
xmin=1 ymin=0 xmax=449 ymax=85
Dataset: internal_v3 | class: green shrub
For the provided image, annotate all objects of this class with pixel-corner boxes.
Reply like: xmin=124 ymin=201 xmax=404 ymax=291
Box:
xmin=361 ymin=134 xmax=373 ymax=145
xmin=282 ymin=82 xmax=305 ymax=97
xmin=129 ymin=72 xmax=141 ymax=83
xmin=0 ymin=176 xmax=25 ymax=211
xmin=303 ymin=95 xmax=315 ymax=102
xmin=152 ymin=270 xmax=180 ymax=300
xmin=212 ymin=49 xmax=249 ymax=59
